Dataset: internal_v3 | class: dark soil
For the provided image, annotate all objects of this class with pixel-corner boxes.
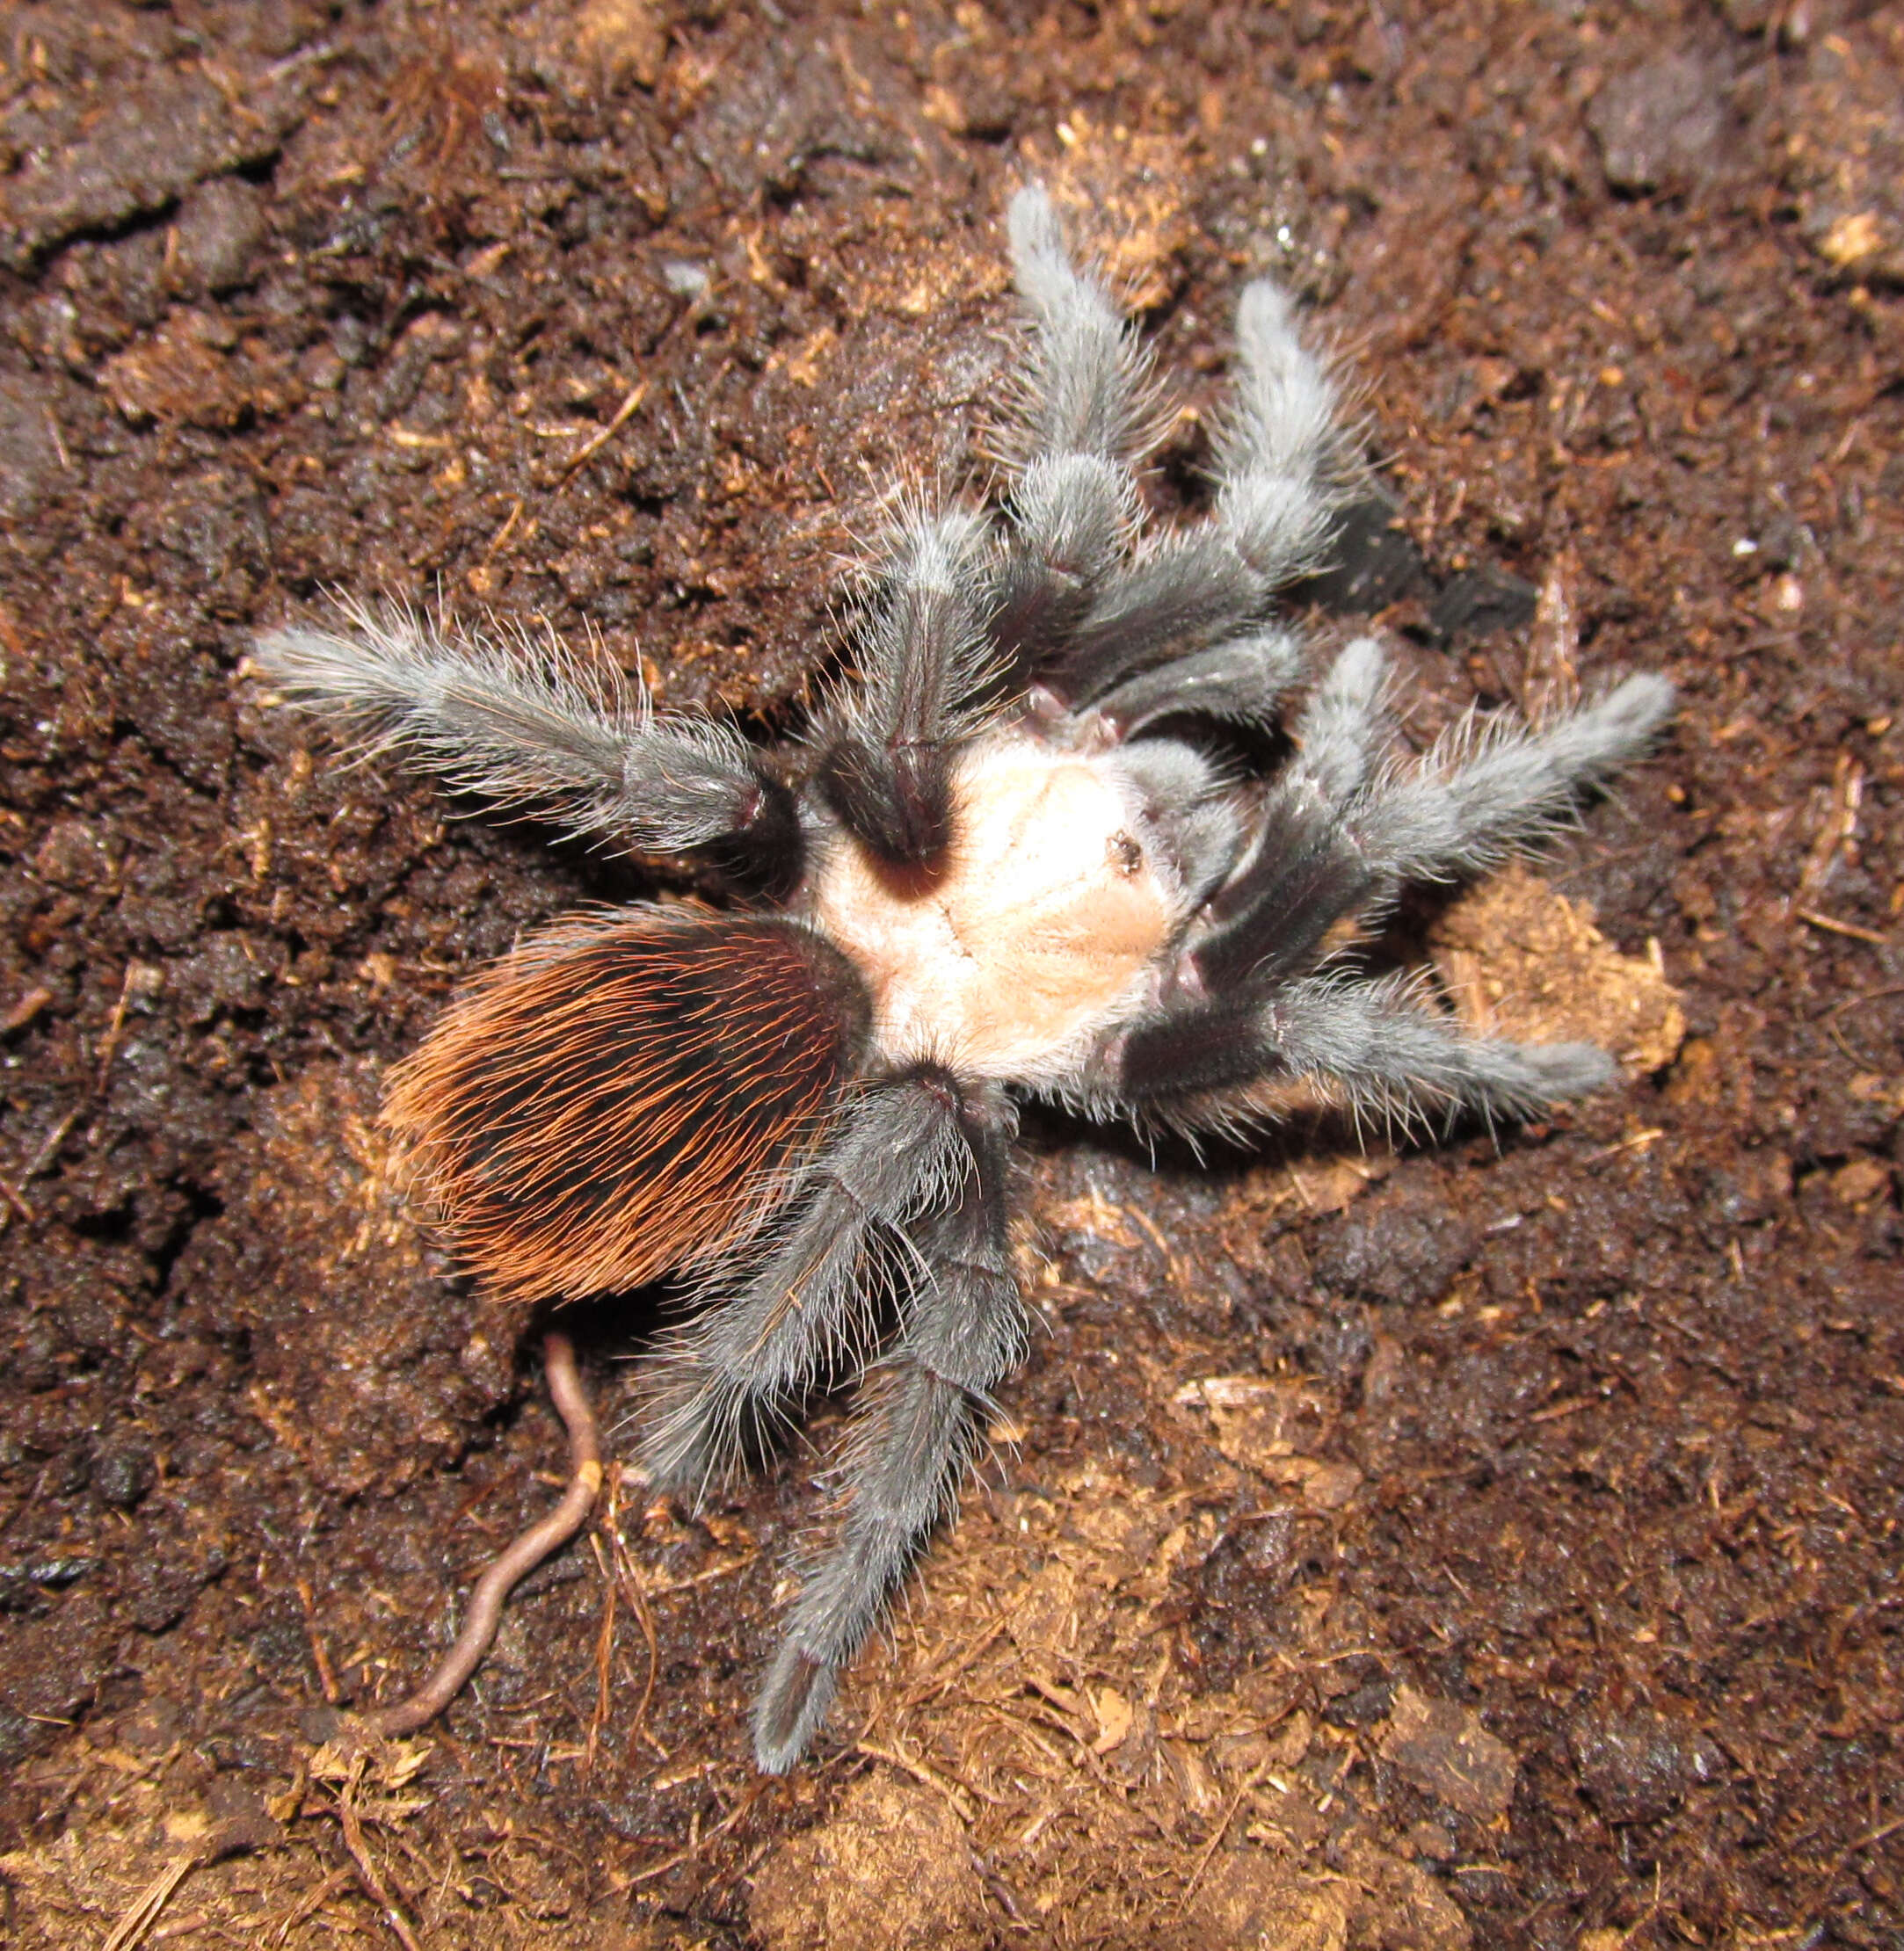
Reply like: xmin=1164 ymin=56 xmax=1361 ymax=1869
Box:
xmin=2 ymin=2 xmax=1900 ymax=1947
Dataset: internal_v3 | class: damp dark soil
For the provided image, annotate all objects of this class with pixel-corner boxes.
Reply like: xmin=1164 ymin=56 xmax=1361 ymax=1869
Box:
xmin=1 ymin=3 xmax=1900 ymax=1947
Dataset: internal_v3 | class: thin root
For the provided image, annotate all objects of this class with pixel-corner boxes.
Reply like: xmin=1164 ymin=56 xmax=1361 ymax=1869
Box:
xmin=365 ymin=1331 xmax=602 ymax=1737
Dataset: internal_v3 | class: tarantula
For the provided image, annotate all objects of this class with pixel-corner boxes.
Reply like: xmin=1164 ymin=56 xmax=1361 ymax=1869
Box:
xmin=255 ymin=185 xmax=1672 ymax=1772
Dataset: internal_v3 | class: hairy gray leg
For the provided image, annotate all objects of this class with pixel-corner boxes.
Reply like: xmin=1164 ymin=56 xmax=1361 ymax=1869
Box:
xmin=997 ymin=194 xmax=1342 ymax=703
xmin=636 ymin=1070 xmax=972 ymax=1500
xmin=1290 ymin=634 xmax=1388 ymax=799
xmin=1108 ymin=971 xmax=1614 ymax=1129
xmin=1261 ymin=972 xmax=1615 ymax=1127
xmin=752 ymin=1086 xmax=1023 ymax=1773
xmin=1094 ymin=628 xmax=1304 ymax=736
xmin=816 ymin=509 xmax=1000 ymax=866
xmin=1352 ymin=673 xmax=1677 ymax=881
xmin=1052 ymin=529 xmax=1272 ymax=704
xmin=1192 ymin=652 xmax=1672 ymax=991
xmin=1005 ymin=184 xmax=1152 ymax=468
xmin=1113 ymin=661 xmax=1672 ymax=1128
xmin=1189 ymin=637 xmax=1389 ymax=990
xmin=992 ymin=187 xmax=1155 ymax=682
xmin=1216 ymin=277 xmax=1345 ymax=587
xmin=252 ymin=602 xmax=798 ymax=875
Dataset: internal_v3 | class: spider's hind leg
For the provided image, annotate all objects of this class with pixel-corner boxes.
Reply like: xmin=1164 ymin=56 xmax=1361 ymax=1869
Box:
xmin=751 ymin=1083 xmax=1023 ymax=1773
xmin=636 ymin=1068 xmax=974 ymax=1499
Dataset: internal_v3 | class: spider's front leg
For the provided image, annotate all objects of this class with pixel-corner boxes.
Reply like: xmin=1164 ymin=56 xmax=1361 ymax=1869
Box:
xmin=1188 ymin=640 xmax=1675 ymax=993
xmin=751 ymin=1082 xmax=1024 ymax=1773
xmin=1214 ymin=274 xmax=1348 ymax=588
xmin=997 ymin=190 xmax=1283 ymax=706
xmin=813 ymin=511 xmax=999 ymax=867
xmin=1087 ymin=640 xmax=1674 ymax=1130
xmin=252 ymin=605 xmax=803 ymax=888
xmin=1090 ymin=628 xmax=1305 ymax=738
xmin=999 ymin=187 xmax=1345 ymax=712
xmin=989 ymin=184 xmax=1152 ymax=682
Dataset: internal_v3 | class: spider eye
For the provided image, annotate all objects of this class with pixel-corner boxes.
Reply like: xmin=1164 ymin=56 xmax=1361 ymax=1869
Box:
xmin=1108 ymin=830 xmax=1144 ymax=878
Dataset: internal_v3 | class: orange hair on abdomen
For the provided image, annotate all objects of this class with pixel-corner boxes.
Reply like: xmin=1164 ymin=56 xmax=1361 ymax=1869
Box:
xmin=383 ymin=910 xmax=870 ymax=1303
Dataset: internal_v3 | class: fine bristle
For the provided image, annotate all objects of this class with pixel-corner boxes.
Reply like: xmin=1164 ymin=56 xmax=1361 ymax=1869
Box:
xmin=384 ymin=910 xmax=872 ymax=1303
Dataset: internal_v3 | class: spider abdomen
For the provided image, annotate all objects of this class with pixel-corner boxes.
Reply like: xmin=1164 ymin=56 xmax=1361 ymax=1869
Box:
xmin=383 ymin=910 xmax=869 ymax=1302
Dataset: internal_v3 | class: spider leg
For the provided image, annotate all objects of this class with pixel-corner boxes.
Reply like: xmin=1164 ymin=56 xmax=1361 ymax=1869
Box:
xmin=1215 ymin=275 xmax=1344 ymax=587
xmin=1191 ymin=636 xmax=1390 ymax=990
xmin=1045 ymin=530 xmax=1270 ymax=707
xmin=751 ymin=1082 xmax=1022 ymax=1773
xmin=1094 ymin=628 xmax=1305 ymax=738
xmin=814 ymin=509 xmax=997 ymax=867
xmin=1005 ymin=184 xmax=1153 ymax=474
xmin=1351 ymin=671 xmax=1677 ymax=883
xmin=1191 ymin=649 xmax=1675 ymax=991
xmin=1092 ymin=654 xmax=1673 ymax=1126
xmin=992 ymin=185 xmax=1152 ymax=684
xmin=1027 ymin=272 xmax=1343 ymax=708
xmin=1105 ymin=971 xmax=1615 ymax=1129
xmin=253 ymin=603 xmax=801 ymax=888
xmin=635 ymin=1067 xmax=972 ymax=1499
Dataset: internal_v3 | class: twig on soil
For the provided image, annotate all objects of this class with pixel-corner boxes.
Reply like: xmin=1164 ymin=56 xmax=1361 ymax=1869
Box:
xmin=856 ymin=1739 xmax=980 ymax=1824
xmin=641 ymin=1553 xmax=754 ymax=1597
xmin=447 ymin=1461 xmax=523 ymax=1534
xmin=41 ymin=403 xmax=69 ymax=473
xmin=902 ymin=1606 xmax=1018 ymax=1713
xmin=482 ymin=497 xmax=525 ymax=562
xmin=627 ymin=1778 xmax=774 ymax=1887
xmin=0 ymin=1104 xmax=79 ymax=1232
xmin=1796 ymin=906 xmax=1891 ymax=946
xmin=559 ymin=382 xmax=647 ymax=483
xmin=1581 ymin=1127 xmax=1664 ymax=1165
xmin=100 ymin=1853 xmax=197 ymax=1951
xmin=297 ymin=1575 xmax=344 ymax=1707
xmin=1123 ymin=1201 xmax=1198 ymax=1308
xmin=1 ymin=983 xmax=51 ymax=1033
xmin=1179 ymin=1759 xmax=1272 ymax=1910
xmin=102 ymin=1819 xmax=272 ymax=1951
xmin=22 ymin=1106 xmax=78 ymax=1183
xmin=973 ymin=1849 xmax=1036 ymax=1933
xmin=585 ymin=1480 xmax=621 ymax=1779
xmin=1796 ymin=753 xmax=1864 ymax=903
xmin=607 ymin=1510 xmax=661 ymax=1763
xmin=94 ymin=961 xmax=148 ymax=1096
xmin=363 ymin=1332 xmax=602 ymax=1737
xmin=272 ymin=1868 xmax=355 ymax=1945
xmin=1820 ymin=983 xmax=1904 ymax=1066
xmin=337 ymin=1754 xmax=425 ymax=1951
